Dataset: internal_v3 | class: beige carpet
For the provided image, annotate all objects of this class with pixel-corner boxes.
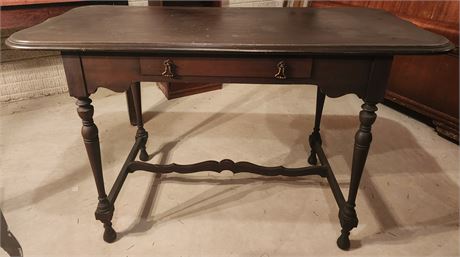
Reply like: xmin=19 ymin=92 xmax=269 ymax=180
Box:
xmin=0 ymin=83 xmax=458 ymax=256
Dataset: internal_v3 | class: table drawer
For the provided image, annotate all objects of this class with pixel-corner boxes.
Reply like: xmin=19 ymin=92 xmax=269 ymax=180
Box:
xmin=140 ymin=57 xmax=312 ymax=79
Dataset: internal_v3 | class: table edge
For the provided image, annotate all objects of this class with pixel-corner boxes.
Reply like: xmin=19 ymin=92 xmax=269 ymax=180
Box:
xmin=5 ymin=36 xmax=455 ymax=55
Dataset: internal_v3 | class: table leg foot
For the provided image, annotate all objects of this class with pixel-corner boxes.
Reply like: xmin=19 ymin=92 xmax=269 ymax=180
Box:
xmin=337 ymin=203 xmax=358 ymax=250
xmin=337 ymin=232 xmax=350 ymax=250
xmin=103 ymin=223 xmax=117 ymax=243
xmin=95 ymin=198 xmax=116 ymax=243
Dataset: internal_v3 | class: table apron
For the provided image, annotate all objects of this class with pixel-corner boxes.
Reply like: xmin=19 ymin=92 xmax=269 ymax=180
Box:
xmin=62 ymin=53 xmax=393 ymax=102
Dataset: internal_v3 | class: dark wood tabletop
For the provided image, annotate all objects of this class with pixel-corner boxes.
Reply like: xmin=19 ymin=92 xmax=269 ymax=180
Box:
xmin=6 ymin=5 xmax=453 ymax=54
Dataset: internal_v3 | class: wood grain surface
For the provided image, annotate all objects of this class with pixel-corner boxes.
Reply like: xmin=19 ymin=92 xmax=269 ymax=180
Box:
xmin=6 ymin=6 xmax=453 ymax=54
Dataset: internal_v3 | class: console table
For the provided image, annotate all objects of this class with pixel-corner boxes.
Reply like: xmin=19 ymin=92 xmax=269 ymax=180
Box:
xmin=6 ymin=6 xmax=453 ymax=250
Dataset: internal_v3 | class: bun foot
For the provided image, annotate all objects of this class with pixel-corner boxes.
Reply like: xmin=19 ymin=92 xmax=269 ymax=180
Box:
xmin=103 ymin=225 xmax=117 ymax=243
xmin=139 ymin=149 xmax=149 ymax=161
xmin=308 ymin=153 xmax=318 ymax=165
xmin=336 ymin=233 xmax=350 ymax=250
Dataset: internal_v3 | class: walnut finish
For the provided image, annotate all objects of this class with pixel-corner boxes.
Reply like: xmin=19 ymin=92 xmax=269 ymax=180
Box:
xmin=6 ymin=6 xmax=453 ymax=251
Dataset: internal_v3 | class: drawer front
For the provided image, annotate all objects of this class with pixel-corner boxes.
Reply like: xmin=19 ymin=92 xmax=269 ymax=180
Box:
xmin=140 ymin=57 xmax=312 ymax=79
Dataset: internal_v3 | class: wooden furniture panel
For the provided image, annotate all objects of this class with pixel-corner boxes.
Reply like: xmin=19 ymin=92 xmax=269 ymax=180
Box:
xmin=1 ymin=5 xmax=75 ymax=29
xmin=0 ymin=1 xmax=126 ymax=30
xmin=388 ymin=55 xmax=458 ymax=117
xmin=309 ymin=0 xmax=459 ymax=142
xmin=158 ymin=82 xmax=222 ymax=99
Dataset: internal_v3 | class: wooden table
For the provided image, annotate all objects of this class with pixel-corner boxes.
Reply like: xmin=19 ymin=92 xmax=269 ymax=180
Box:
xmin=6 ymin=6 xmax=453 ymax=250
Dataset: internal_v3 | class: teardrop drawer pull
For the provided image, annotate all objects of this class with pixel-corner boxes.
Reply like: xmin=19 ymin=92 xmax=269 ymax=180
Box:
xmin=162 ymin=59 xmax=175 ymax=78
xmin=275 ymin=61 xmax=287 ymax=79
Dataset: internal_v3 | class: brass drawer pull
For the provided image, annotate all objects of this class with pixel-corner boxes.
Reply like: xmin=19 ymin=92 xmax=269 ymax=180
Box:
xmin=275 ymin=61 xmax=287 ymax=79
xmin=162 ymin=59 xmax=175 ymax=78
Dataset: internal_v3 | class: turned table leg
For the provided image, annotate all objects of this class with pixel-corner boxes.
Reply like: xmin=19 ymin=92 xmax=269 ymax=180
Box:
xmin=76 ymin=97 xmax=116 ymax=243
xmin=308 ymin=87 xmax=326 ymax=165
xmin=337 ymin=101 xmax=377 ymax=250
xmin=126 ymin=87 xmax=137 ymax=126
xmin=130 ymin=82 xmax=149 ymax=161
